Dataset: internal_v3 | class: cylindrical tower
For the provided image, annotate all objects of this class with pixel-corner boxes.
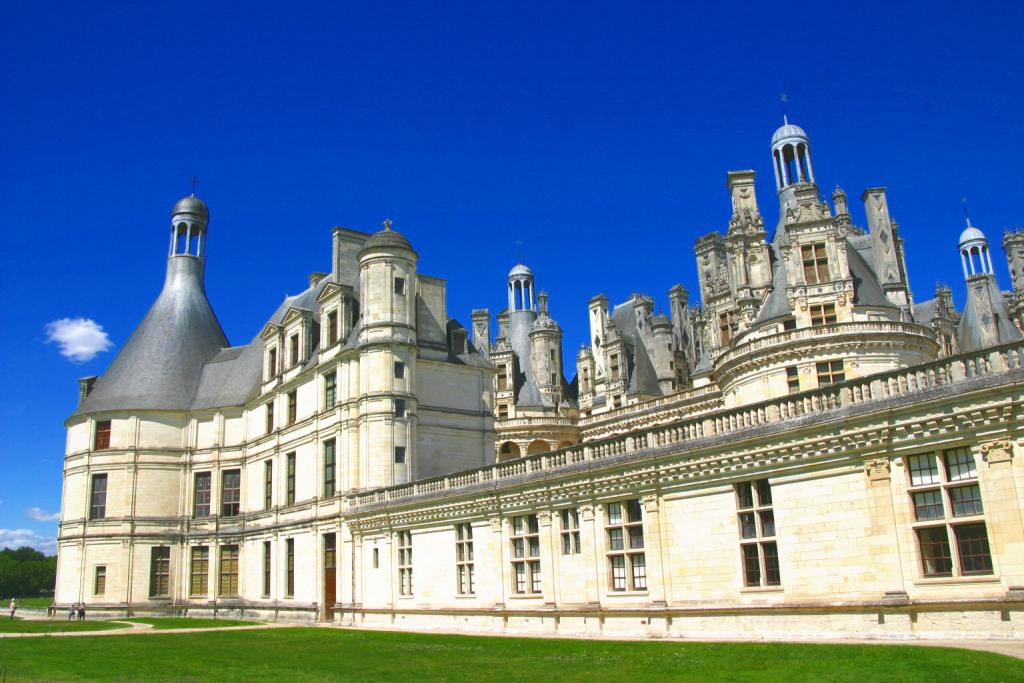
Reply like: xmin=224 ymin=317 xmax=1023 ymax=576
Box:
xmin=357 ymin=224 xmax=418 ymax=487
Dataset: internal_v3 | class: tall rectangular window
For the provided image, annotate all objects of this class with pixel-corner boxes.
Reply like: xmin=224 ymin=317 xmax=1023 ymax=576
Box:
xmin=287 ymin=390 xmax=297 ymax=425
xmin=736 ymin=479 xmax=780 ymax=587
xmin=323 ymin=439 xmax=336 ymax=497
xmin=394 ymin=399 xmax=406 ymax=417
xmin=394 ymin=361 xmax=405 ymax=379
xmin=394 ymin=446 xmax=406 ymax=464
xmin=816 ymin=359 xmax=845 ymax=386
xmin=149 ymin=547 xmax=170 ymax=597
xmin=560 ymin=508 xmax=581 ymax=555
xmin=266 ymin=401 xmax=275 ymax=434
xmin=606 ymin=500 xmax=646 ymax=591
xmin=801 ymin=243 xmax=829 ymax=284
xmin=719 ymin=311 xmax=738 ymax=346
xmin=397 ymin=530 xmax=413 ymax=596
xmin=193 ymin=472 xmax=211 ymax=518
xmin=221 ymin=470 xmax=240 ymax=517
xmin=289 ymin=334 xmax=300 ymax=367
xmin=785 ymin=366 xmax=800 ymax=394
xmin=268 ymin=348 xmax=278 ymax=377
xmin=286 ymin=452 xmax=296 ymax=505
xmin=809 ymin=303 xmax=837 ymax=327
xmin=218 ymin=545 xmax=239 ymax=597
xmin=285 ymin=538 xmax=295 ymax=597
xmin=264 ymin=460 xmax=273 ymax=510
xmin=497 ymin=365 xmax=509 ymax=391
xmin=327 ymin=310 xmax=339 ymax=346
xmin=190 ymin=546 xmax=209 ymax=597
xmin=89 ymin=473 xmax=108 ymax=520
xmin=455 ymin=523 xmax=475 ymax=595
xmin=609 ymin=354 xmax=620 ymax=380
xmin=262 ymin=541 xmax=271 ymax=597
xmin=94 ymin=565 xmax=106 ymax=595
xmin=94 ymin=420 xmax=111 ymax=450
xmin=510 ymin=515 xmax=541 ymax=594
xmin=394 ymin=277 xmax=405 ymax=295
xmin=324 ymin=371 xmax=337 ymax=409
xmin=907 ymin=448 xmax=992 ymax=577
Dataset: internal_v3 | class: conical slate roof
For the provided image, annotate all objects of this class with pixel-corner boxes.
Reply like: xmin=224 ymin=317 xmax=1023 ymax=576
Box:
xmin=73 ymin=256 xmax=228 ymax=416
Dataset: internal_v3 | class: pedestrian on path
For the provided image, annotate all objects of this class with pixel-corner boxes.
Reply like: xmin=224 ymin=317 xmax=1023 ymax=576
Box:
xmin=8 ymin=598 xmax=15 ymax=620
xmin=77 ymin=604 xmax=85 ymax=621
xmin=67 ymin=604 xmax=75 ymax=620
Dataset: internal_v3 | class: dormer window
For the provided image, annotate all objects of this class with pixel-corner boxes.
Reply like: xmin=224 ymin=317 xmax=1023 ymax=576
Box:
xmin=719 ymin=312 xmax=738 ymax=345
xmin=810 ymin=304 xmax=837 ymax=327
xmin=497 ymin=365 xmax=509 ymax=391
xmin=394 ymin=277 xmax=406 ymax=295
xmin=801 ymin=243 xmax=829 ymax=284
xmin=289 ymin=334 xmax=300 ymax=367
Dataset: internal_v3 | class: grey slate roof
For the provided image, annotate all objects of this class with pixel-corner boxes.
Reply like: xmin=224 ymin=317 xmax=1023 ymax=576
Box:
xmin=626 ymin=339 xmax=661 ymax=397
xmin=846 ymin=243 xmax=894 ymax=308
xmin=74 ymin=257 xmax=228 ymax=416
xmin=957 ymin=275 xmax=1023 ymax=353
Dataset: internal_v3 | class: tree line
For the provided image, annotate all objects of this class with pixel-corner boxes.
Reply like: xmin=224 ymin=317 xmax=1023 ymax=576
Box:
xmin=0 ymin=547 xmax=56 ymax=598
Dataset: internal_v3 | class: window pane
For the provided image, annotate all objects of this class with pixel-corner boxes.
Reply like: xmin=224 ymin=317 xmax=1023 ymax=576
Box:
xmin=736 ymin=483 xmax=754 ymax=509
xmin=626 ymin=499 xmax=643 ymax=523
xmin=739 ymin=512 xmax=757 ymax=539
xmin=762 ymin=542 xmax=781 ymax=585
xmin=755 ymin=480 xmax=772 ymax=506
xmin=944 ymin=448 xmax=977 ymax=482
xmin=741 ymin=544 xmax=761 ymax=586
xmin=759 ymin=510 xmax=776 ymax=537
xmin=628 ymin=526 xmax=645 ymax=550
xmin=912 ymin=490 xmax=945 ymax=520
xmin=954 ymin=523 xmax=993 ymax=574
xmin=908 ymin=454 xmax=940 ymax=487
xmin=630 ymin=554 xmax=647 ymax=590
xmin=917 ymin=527 xmax=953 ymax=576
xmin=608 ymin=528 xmax=624 ymax=551
xmin=949 ymin=485 xmax=984 ymax=517
xmin=610 ymin=555 xmax=626 ymax=590
xmin=607 ymin=503 xmax=622 ymax=525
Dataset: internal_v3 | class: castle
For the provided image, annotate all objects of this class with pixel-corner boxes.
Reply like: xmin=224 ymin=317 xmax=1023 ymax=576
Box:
xmin=56 ymin=118 xmax=1024 ymax=640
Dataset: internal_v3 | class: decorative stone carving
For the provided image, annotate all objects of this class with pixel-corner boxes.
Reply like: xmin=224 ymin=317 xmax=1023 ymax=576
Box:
xmin=864 ymin=458 xmax=891 ymax=481
xmin=642 ymin=494 xmax=660 ymax=512
xmin=981 ymin=440 xmax=1013 ymax=465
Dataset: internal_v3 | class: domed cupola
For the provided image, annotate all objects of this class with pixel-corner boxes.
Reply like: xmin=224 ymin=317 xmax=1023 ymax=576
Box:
xmin=508 ymin=263 xmax=535 ymax=312
xmin=771 ymin=118 xmax=815 ymax=193
xmin=73 ymin=194 xmax=228 ymax=416
xmin=959 ymin=219 xmax=994 ymax=278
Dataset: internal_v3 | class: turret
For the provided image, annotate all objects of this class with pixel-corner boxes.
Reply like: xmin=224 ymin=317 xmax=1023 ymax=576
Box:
xmin=357 ymin=221 xmax=419 ymax=486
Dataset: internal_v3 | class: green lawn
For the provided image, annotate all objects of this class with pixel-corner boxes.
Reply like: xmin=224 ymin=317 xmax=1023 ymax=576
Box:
xmin=9 ymin=597 xmax=53 ymax=609
xmin=0 ymin=618 xmax=128 ymax=634
xmin=122 ymin=617 xmax=260 ymax=630
xmin=0 ymin=628 xmax=1020 ymax=682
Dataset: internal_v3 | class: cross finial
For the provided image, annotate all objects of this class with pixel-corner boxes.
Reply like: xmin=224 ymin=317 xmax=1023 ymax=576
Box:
xmin=382 ymin=218 xmax=393 ymax=231
xmin=780 ymin=93 xmax=789 ymax=125
xmin=189 ymin=176 xmax=200 ymax=196
xmin=962 ymin=196 xmax=972 ymax=227
xmin=515 ymin=240 xmax=523 ymax=264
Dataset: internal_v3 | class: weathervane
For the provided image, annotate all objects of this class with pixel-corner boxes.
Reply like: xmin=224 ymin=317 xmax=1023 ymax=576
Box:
xmin=780 ymin=93 xmax=789 ymax=125
xmin=190 ymin=176 xmax=200 ymax=196
xmin=962 ymin=197 xmax=972 ymax=227
xmin=382 ymin=218 xmax=393 ymax=231
xmin=515 ymin=240 xmax=523 ymax=264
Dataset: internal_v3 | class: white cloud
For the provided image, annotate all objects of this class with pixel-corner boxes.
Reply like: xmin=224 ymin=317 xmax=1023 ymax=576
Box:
xmin=0 ymin=529 xmax=56 ymax=554
xmin=25 ymin=507 xmax=60 ymax=522
xmin=45 ymin=318 xmax=113 ymax=362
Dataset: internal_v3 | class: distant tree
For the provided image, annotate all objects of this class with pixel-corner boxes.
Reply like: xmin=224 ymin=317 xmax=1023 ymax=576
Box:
xmin=0 ymin=547 xmax=57 ymax=598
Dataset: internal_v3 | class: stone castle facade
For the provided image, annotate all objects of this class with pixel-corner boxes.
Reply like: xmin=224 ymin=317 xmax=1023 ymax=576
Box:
xmin=57 ymin=119 xmax=1024 ymax=640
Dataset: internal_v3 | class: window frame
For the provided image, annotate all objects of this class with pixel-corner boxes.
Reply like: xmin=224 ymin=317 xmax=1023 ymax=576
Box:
xmin=560 ymin=508 xmax=581 ymax=556
xmin=801 ymin=242 xmax=830 ymax=284
xmin=262 ymin=541 xmax=272 ymax=598
xmin=809 ymin=303 xmax=837 ymax=327
xmin=455 ymin=523 xmax=475 ymax=595
xmin=510 ymin=514 xmax=541 ymax=595
xmin=735 ymin=479 xmax=780 ymax=588
xmin=193 ymin=471 xmax=211 ymax=518
xmin=190 ymin=546 xmax=209 ymax=597
xmin=397 ymin=530 xmax=413 ymax=596
xmin=89 ymin=473 xmax=108 ymax=520
xmin=285 ymin=538 xmax=295 ymax=597
xmin=324 ymin=370 xmax=337 ymax=409
xmin=323 ymin=439 xmax=336 ymax=498
xmin=149 ymin=546 xmax=170 ymax=598
xmin=221 ymin=469 xmax=241 ymax=517
xmin=264 ymin=460 xmax=273 ymax=510
xmin=94 ymin=420 xmax=111 ymax=450
xmin=94 ymin=565 xmax=106 ymax=595
xmin=286 ymin=452 xmax=296 ymax=505
xmin=605 ymin=500 xmax=646 ymax=592
xmin=218 ymin=545 xmax=239 ymax=597
xmin=816 ymin=359 xmax=845 ymax=386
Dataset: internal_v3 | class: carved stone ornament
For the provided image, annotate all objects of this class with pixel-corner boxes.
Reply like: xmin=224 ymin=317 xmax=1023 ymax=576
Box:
xmin=578 ymin=503 xmax=595 ymax=521
xmin=981 ymin=440 xmax=1014 ymax=466
xmin=642 ymin=495 xmax=660 ymax=512
xmin=864 ymin=458 xmax=891 ymax=482
xmin=489 ymin=517 xmax=502 ymax=532
xmin=536 ymin=509 xmax=552 ymax=525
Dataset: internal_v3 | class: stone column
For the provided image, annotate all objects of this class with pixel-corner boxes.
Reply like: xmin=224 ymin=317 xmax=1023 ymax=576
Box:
xmin=979 ymin=440 xmax=1024 ymax=582
xmin=537 ymin=509 xmax=555 ymax=604
xmin=579 ymin=502 xmax=601 ymax=607
xmin=642 ymin=493 xmax=669 ymax=605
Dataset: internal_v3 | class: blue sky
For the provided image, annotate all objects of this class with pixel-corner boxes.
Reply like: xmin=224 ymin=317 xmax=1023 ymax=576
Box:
xmin=2 ymin=1 xmax=1023 ymax=552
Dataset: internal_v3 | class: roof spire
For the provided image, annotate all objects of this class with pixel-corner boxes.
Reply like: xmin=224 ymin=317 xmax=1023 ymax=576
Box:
xmin=382 ymin=218 xmax=393 ymax=232
xmin=189 ymin=175 xmax=200 ymax=196
xmin=780 ymin=93 xmax=789 ymax=125
xmin=962 ymin=196 xmax=972 ymax=227
xmin=516 ymin=239 xmax=523 ymax=264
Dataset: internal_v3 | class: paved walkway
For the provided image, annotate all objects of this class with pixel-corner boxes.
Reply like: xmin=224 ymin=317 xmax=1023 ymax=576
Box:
xmin=0 ymin=617 xmax=292 ymax=638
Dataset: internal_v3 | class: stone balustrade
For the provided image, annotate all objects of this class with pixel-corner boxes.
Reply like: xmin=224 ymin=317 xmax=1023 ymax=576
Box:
xmin=347 ymin=340 xmax=1024 ymax=511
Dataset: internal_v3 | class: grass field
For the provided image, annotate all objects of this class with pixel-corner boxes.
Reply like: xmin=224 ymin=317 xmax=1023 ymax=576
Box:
xmin=0 ymin=628 xmax=1021 ymax=682
xmin=0 ymin=618 xmax=128 ymax=634
xmin=9 ymin=597 xmax=53 ymax=609
xmin=121 ymin=617 xmax=260 ymax=630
